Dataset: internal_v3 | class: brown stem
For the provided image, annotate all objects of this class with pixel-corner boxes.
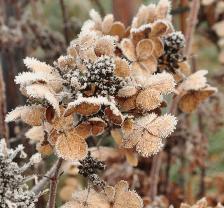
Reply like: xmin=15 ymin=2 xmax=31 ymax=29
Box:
xmin=0 ymin=63 xmax=9 ymax=143
xmin=197 ymin=108 xmax=207 ymax=198
xmin=47 ymin=158 xmax=63 ymax=208
xmin=59 ymin=0 xmax=69 ymax=46
xmin=149 ymin=93 xmax=182 ymax=200
xmin=149 ymin=152 xmax=163 ymax=199
xmin=179 ymin=0 xmax=189 ymax=35
xmin=184 ymin=0 xmax=200 ymax=57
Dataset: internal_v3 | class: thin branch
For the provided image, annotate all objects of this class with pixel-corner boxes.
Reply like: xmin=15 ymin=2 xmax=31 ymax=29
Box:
xmin=149 ymin=94 xmax=182 ymax=200
xmin=184 ymin=0 xmax=200 ymax=57
xmin=47 ymin=158 xmax=63 ymax=208
xmin=32 ymin=161 xmax=59 ymax=195
xmin=59 ymin=0 xmax=69 ymax=46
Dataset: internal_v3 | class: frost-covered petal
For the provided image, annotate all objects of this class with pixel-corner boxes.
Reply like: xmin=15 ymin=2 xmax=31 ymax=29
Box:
xmin=23 ymin=57 xmax=54 ymax=73
xmin=143 ymin=72 xmax=176 ymax=94
xmin=55 ymin=130 xmax=88 ymax=161
xmin=136 ymin=89 xmax=162 ymax=111
xmin=120 ymin=38 xmax=137 ymax=62
xmin=5 ymin=105 xmax=45 ymax=126
xmin=147 ymin=114 xmax=177 ymax=138
xmin=136 ymin=134 xmax=163 ymax=157
xmin=26 ymin=84 xmax=60 ymax=115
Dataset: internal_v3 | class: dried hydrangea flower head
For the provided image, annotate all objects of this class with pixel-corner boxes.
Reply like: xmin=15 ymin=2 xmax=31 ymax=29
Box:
xmin=62 ymin=180 xmax=143 ymax=208
xmin=0 ymin=139 xmax=41 ymax=208
xmin=104 ymin=180 xmax=143 ymax=208
xmin=8 ymin=0 xmax=217 ymax=163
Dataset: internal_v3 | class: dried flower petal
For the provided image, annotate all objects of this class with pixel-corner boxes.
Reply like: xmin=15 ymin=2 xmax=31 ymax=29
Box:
xmin=55 ymin=130 xmax=88 ymax=160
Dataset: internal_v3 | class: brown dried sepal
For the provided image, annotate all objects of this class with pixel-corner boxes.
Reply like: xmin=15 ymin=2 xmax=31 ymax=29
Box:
xmin=114 ymin=57 xmax=131 ymax=77
xmin=55 ymin=130 xmax=88 ymax=160
xmin=116 ymin=94 xmax=138 ymax=112
xmin=136 ymin=89 xmax=162 ymax=111
xmin=64 ymin=102 xmax=101 ymax=117
xmin=36 ymin=140 xmax=53 ymax=156
xmin=104 ymin=107 xmax=123 ymax=125
xmin=178 ymin=87 xmax=216 ymax=113
xmin=109 ymin=21 xmax=126 ymax=39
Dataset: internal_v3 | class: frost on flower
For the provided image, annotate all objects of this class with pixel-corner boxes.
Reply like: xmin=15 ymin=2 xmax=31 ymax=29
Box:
xmin=122 ymin=114 xmax=177 ymax=157
xmin=178 ymin=70 xmax=217 ymax=113
xmin=62 ymin=180 xmax=143 ymax=208
xmin=7 ymin=0 xmax=217 ymax=165
xmin=0 ymin=139 xmax=40 ymax=208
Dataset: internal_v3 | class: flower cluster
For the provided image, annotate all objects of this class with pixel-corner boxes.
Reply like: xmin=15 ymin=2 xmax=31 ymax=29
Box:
xmin=0 ymin=139 xmax=41 ymax=208
xmin=5 ymin=0 xmax=216 ymax=165
xmin=62 ymin=180 xmax=143 ymax=208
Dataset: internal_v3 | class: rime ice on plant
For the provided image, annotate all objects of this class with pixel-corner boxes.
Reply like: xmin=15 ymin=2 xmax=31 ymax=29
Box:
xmin=78 ymin=152 xmax=106 ymax=189
xmin=6 ymin=0 xmax=216 ymax=165
xmin=0 ymin=139 xmax=41 ymax=208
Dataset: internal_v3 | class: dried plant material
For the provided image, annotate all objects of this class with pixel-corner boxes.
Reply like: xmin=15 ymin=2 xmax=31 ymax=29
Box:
xmin=121 ymin=38 xmax=157 ymax=76
xmin=180 ymin=198 xmax=209 ymax=208
xmin=102 ymin=14 xmax=114 ymax=34
xmin=26 ymin=84 xmax=60 ymax=115
xmin=142 ymin=72 xmax=176 ymax=94
xmin=116 ymin=95 xmax=138 ymax=112
xmin=76 ymin=118 xmax=107 ymax=137
xmin=136 ymin=39 xmax=154 ymax=60
xmin=94 ymin=36 xmax=115 ymax=57
xmin=151 ymin=20 xmax=168 ymax=37
xmin=122 ymin=114 xmax=177 ymax=157
xmin=55 ymin=130 xmax=88 ymax=160
xmin=67 ymin=46 xmax=78 ymax=58
xmin=179 ymin=70 xmax=208 ymax=91
xmin=111 ymin=128 xmax=138 ymax=166
xmin=114 ymin=58 xmax=131 ymax=77
xmin=6 ymin=105 xmax=44 ymax=126
xmin=178 ymin=70 xmax=217 ymax=112
xmin=64 ymin=99 xmax=101 ymax=117
xmin=105 ymin=180 xmax=143 ymax=208
xmin=23 ymin=57 xmax=54 ymax=74
xmin=136 ymin=89 xmax=162 ymax=111
xmin=213 ymin=21 xmax=224 ymax=37
xmin=90 ymin=147 xmax=120 ymax=161
xmin=117 ymin=86 xmax=138 ymax=97
xmin=104 ymin=107 xmax=123 ymax=125
xmin=25 ymin=126 xmax=44 ymax=142
xmin=178 ymin=86 xmax=217 ymax=113
xmin=36 ymin=141 xmax=53 ymax=156
xmin=60 ymin=178 xmax=80 ymax=202
xmin=60 ymin=185 xmax=76 ymax=202
xmin=109 ymin=22 xmax=126 ymax=38
xmin=62 ymin=189 xmax=110 ymax=208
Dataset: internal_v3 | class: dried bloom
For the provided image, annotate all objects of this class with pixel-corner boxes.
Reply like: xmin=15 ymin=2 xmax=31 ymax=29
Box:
xmin=104 ymin=180 xmax=143 ymax=208
xmin=62 ymin=180 xmax=143 ymax=208
xmin=178 ymin=70 xmax=217 ymax=113
xmin=0 ymin=139 xmax=40 ymax=208
xmin=55 ymin=130 xmax=88 ymax=161
xmin=62 ymin=189 xmax=110 ymax=208
xmin=5 ymin=105 xmax=45 ymax=126
xmin=122 ymin=114 xmax=177 ymax=157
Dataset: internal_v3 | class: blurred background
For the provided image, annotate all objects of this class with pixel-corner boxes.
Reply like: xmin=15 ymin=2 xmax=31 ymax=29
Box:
xmin=1 ymin=0 xmax=224 ymax=207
